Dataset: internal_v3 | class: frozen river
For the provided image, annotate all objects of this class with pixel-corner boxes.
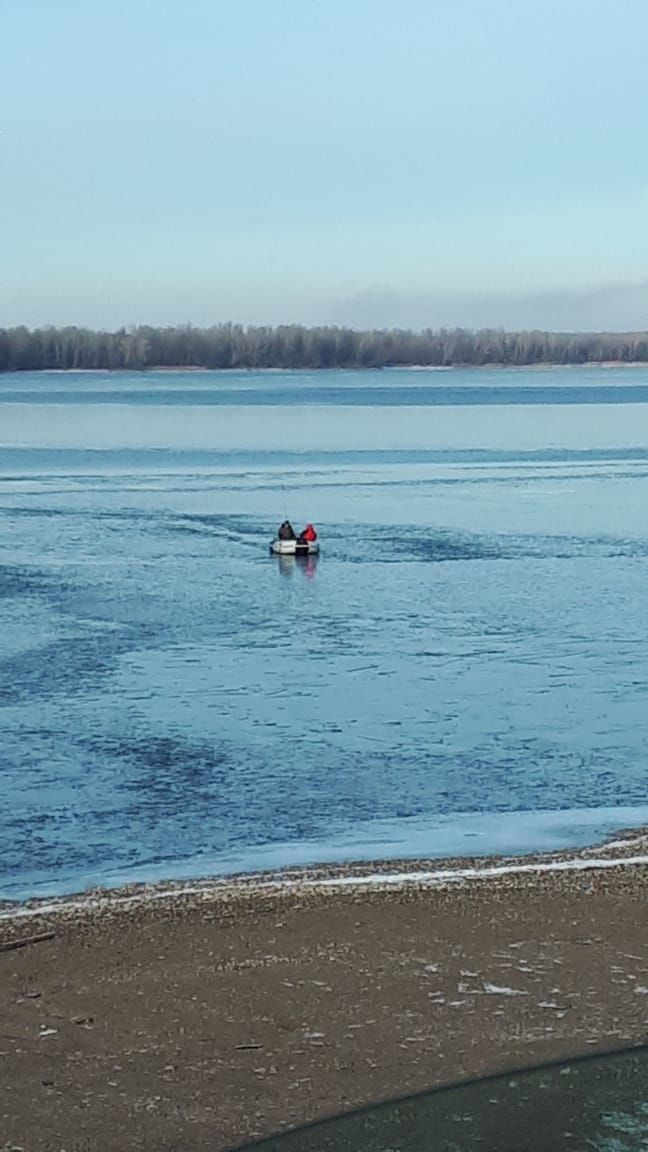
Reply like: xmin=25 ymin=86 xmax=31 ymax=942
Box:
xmin=2 ymin=366 xmax=648 ymax=899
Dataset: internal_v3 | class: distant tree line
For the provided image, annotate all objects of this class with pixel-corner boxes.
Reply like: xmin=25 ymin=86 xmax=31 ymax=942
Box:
xmin=1 ymin=323 xmax=648 ymax=373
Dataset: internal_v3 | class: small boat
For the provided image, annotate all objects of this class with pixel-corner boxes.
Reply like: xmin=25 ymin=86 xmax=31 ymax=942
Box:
xmin=270 ymin=538 xmax=320 ymax=556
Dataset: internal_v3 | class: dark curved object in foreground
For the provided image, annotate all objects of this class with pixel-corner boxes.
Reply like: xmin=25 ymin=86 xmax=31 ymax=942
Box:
xmin=232 ymin=1044 xmax=648 ymax=1151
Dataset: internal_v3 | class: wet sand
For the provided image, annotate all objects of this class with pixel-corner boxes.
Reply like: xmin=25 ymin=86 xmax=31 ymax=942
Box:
xmin=1 ymin=840 xmax=647 ymax=1152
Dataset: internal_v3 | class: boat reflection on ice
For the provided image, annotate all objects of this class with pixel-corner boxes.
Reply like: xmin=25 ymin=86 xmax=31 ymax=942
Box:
xmin=276 ymin=552 xmax=319 ymax=579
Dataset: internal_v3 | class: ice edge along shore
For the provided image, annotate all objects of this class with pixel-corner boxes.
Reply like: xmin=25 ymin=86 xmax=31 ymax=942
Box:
xmin=2 ymin=834 xmax=647 ymax=923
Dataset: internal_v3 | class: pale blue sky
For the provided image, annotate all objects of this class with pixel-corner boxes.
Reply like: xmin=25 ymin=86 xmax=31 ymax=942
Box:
xmin=2 ymin=0 xmax=648 ymax=330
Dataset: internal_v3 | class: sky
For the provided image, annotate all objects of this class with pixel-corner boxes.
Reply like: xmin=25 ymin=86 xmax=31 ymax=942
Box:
xmin=2 ymin=0 xmax=648 ymax=332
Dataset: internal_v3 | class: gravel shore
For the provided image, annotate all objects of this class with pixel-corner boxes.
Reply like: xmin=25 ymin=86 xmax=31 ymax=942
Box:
xmin=1 ymin=837 xmax=647 ymax=1151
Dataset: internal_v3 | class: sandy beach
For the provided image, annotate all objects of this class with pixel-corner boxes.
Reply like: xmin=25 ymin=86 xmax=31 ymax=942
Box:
xmin=1 ymin=838 xmax=647 ymax=1152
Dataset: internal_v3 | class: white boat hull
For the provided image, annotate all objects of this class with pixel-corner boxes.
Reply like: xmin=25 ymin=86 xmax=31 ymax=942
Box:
xmin=270 ymin=539 xmax=320 ymax=555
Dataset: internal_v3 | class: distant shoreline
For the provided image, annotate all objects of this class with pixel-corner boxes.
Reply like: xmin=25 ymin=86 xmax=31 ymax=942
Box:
xmin=3 ymin=360 xmax=648 ymax=376
xmin=2 ymin=322 xmax=648 ymax=374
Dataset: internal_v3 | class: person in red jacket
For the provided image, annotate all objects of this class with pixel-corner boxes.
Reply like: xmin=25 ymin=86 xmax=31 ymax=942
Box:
xmin=298 ymin=523 xmax=317 ymax=544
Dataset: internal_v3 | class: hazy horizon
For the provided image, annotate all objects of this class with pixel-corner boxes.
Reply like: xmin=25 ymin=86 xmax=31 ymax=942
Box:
xmin=3 ymin=0 xmax=648 ymax=332
xmin=5 ymin=279 xmax=648 ymax=337
xmin=4 ymin=287 xmax=648 ymax=339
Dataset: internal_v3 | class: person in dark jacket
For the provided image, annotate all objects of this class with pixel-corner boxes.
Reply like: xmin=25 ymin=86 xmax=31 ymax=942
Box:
xmin=278 ymin=520 xmax=296 ymax=540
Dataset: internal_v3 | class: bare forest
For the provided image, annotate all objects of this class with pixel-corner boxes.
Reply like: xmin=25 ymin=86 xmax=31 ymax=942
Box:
xmin=2 ymin=323 xmax=648 ymax=373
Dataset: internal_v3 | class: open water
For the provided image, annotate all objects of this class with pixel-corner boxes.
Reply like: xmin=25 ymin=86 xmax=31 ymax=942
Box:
xmin=2 ymin=367 xmax=648 ymax=900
